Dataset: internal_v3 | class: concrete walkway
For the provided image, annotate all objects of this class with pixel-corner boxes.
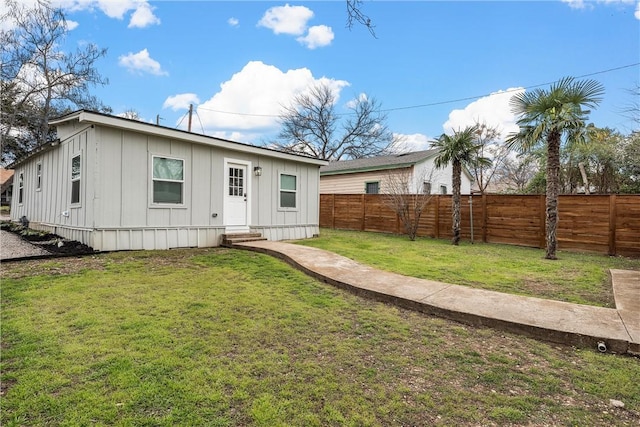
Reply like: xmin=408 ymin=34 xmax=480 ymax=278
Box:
xmin=234 ymin=240 xmax=640 ymax=355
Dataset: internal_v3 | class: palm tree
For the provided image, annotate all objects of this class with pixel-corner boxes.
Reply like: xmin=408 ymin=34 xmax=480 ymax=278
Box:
xmin=506 ymin=77 xmax=604 ymax=260
xmin=432 ymin=125 xmax=491 ymax=245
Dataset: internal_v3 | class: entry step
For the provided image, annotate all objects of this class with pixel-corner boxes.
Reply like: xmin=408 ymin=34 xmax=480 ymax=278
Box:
xmin=221 ymin=233 xmax=267 ymax=247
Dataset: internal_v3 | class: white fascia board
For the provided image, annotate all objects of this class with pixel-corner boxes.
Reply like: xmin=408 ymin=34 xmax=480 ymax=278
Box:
xmin=51 ymin=111 xmax=328 ymax=166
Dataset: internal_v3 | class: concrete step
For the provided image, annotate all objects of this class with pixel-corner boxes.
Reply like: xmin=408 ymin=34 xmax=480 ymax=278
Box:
xmin=221 ymin=233 xmax=267 ymax=247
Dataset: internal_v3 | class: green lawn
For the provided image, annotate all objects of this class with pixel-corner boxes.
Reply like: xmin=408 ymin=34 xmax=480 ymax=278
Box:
xmin=1 ymin=248 xmax=639 ymax=426
xmin=296 ymin=228 xmax=640 ymax=308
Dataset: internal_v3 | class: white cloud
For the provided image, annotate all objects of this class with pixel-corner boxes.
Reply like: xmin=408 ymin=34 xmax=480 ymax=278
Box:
xmin=190 ymin=61 xmax=349 ymax=142
xmin=118 ymin=48 xmax=168 ymax=76
xmin=443 ymin=88 xmax=525 ymax=139
xmin=393 ymin=133 xmax=434 ymax=152
xmin=56 ymin=0 xmax=160 ymax=28
xmin=258 ymin=4 xmax=314 ymax=35
xmin=562 ymin=0 xmax=640 ymax=18
xmin=561 ymin=0 xmax=588 ymax=9
xmin=297 ymin=25 xmax=334 ymax=49
xmin=228 ymin=17 xmax=239 ymax=27
xmin=163 ymin=93 xmax=200 ymax=111
xmin=128 ymin=2 xmax=160 ymax=28
xmin=65 ymin=19 xmax=79 ymax=30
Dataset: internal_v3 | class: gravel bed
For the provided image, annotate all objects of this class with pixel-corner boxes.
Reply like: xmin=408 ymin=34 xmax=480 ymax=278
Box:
xmin=0 ymin=230 xmax=52 ymax=260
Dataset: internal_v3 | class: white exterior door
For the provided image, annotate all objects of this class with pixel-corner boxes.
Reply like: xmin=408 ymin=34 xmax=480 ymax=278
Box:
xmin=223 ymin=160 xmax=250 ymax=232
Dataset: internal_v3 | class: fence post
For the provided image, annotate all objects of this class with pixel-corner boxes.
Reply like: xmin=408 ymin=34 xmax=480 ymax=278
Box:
xmin=361 ymin=194 xmax=365 ymax=231
xmin=482 ymin=194 xmax=488 ymax=243
xmin=609 ymin=194 xmax=617 ymax=256
xmin=331 ymin=194 xmax=335 ymax=229
xmin=434 ymin=195 xmax=440 ymax=239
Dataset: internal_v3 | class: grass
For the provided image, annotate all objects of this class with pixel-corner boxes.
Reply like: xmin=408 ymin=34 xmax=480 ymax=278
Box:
xmin=295 ymin=228 xmax=640 ymax=307
xmin=1 ymin=248 xmax=639 ymax=426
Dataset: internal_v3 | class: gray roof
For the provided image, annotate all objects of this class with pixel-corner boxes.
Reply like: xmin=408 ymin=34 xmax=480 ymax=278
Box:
xmin=320 ymin=149 xmax=438 ymax=175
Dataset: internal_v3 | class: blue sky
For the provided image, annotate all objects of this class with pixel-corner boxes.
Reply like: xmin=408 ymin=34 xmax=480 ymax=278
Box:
xmin=13 ymin=1 xmax=640 ymax=150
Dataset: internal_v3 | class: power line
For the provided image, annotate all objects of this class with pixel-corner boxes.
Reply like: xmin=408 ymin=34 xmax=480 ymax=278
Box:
xmin=192 ymin=62 xmax=640 ymax=118
xmin=175 ymin=110 xmax=188 ymax=128
xmin=381 ymin=62 xmax=640 ymax=113
xmin=194 ymin=109 xmax=205 ymax=134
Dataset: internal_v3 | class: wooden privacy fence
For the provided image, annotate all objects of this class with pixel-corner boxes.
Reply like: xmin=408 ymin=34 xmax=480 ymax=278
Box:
xmin=319 ymin=194 xmax=640 ymax=258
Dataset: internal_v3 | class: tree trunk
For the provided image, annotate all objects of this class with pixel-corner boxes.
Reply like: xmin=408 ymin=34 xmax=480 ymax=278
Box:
xmin=452 ymin=160 xmax=462 ymax=245
xmin=545 ymin=131 xmax=561 ymax=260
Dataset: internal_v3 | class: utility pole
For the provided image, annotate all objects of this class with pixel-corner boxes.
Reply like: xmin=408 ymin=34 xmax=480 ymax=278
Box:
xmin=156 ymin=114 xmax=162 ymax=126
xmin=188 ymin=104 xmax=193 ymax=132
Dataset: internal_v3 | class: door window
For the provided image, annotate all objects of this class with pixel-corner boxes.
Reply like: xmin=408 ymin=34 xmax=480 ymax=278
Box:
xmin=228 ymin=167 xmax=244 ymax=196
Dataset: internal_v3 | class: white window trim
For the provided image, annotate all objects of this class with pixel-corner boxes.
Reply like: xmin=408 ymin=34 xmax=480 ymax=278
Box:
xmin=439 ymin=184 xmax=447 ymax=195
xmin=71 ymin=154 xmax=81 ymax=206
xmin=36 ymin=162 xmax=42 ymax=191
xmin=278 ymin=171 xmax=299 ymax=212
xmin=422 ymin=181 xmax=432 ymax=195
xmin=18 ymin=171 xmax=24 ymax=205
xmin=150 ymin=154 xmax=186 ymax=207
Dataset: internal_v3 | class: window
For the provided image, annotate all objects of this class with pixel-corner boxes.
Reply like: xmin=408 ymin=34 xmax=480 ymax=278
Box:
xmin=36 ymin=162 xmax=42 ymax=191
xmin=440 ymin=185 xmax=447 ymax=195
xmin=422 ymin=181 xmax=432 ymax=194
xmin=365 ymin=181 xmax=380 ymax=194
xmin=18 ymin=172 xmax=24 ymax=204
xmin=152 ymin=156 xmax=184 ymax=204
xmin=228 ymin=167 xmax=244 ymax=196
xmin=279 ymin=173 xmax=297 ymax=209
xmin=71 ymin=155 xmax=81 ymax=204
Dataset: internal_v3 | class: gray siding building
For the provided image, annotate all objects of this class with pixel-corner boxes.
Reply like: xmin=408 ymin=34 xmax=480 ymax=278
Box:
xmin=10 ymin=110 xmax=327 ymax=251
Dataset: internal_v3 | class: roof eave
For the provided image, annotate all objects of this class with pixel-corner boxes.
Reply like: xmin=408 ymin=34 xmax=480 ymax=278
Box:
xmin=320 ymin=163 xmax=414 ymax=176
xmin=51 ymin=110 xmax=328 ymax=166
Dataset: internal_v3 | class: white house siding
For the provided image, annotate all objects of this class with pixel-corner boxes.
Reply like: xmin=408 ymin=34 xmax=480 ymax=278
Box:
xmin=13 ymin=118 xmax=323 ymax=251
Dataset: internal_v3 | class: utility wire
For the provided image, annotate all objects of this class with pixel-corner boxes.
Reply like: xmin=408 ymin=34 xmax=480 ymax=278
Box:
xmin=194 ymin=109 xmax=205 ymax=134
xmin=175 ymin=110 xmax=188 ymax=129
xmin=193 ymin=62 xmax=640 ymax=118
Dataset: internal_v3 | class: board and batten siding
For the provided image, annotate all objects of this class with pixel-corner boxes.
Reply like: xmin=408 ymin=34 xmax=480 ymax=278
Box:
xmin=252 ymin=158 xmax=320 ymax=241
xmin=10 ymin=125 xmax=95 ymax=244
xmin=93 ymin=125 xmax=319 ymax=227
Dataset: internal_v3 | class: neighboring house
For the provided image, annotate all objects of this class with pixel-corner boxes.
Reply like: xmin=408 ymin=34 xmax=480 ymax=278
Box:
xmin=0 ymin=167 xmax=14 ymax=206
xmin=10 ymin=110 xmax=327 ymax=251
xmin=319 ymin=150 xmax=474 ymax=195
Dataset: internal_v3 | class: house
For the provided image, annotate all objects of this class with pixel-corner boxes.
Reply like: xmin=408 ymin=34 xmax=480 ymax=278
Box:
xmin=1 ymin=167 xmax=14 ymax=206
xmin=319 ymin=150 xmax=474 ymax=195
xmin=9 ymin=110 xmax=327 ymax=251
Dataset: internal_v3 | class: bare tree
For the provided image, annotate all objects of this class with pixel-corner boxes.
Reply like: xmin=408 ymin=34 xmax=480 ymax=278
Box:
xmin=621 ymin=84 xmax=640 ymax=128
xmin=1 ymin=0 xmax=109 ymax=163
xmin=470 ymin=121 xmax=510 ymax=194
xmin=493 ymin=153 xmax=539 ymax=193
xmin=384 ymin=168 xmax=434 ymax=241
xmin=346 ymin=0 xmax=376 ymax=37
xmin=276 ymin=83 xmax=396 ymax=161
